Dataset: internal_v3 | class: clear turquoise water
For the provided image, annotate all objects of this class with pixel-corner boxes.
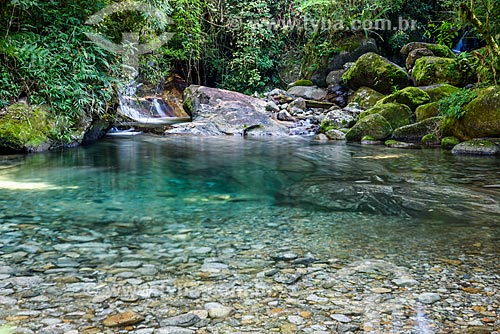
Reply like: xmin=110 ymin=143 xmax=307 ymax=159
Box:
xmin=1 ymin=136 xmax=499 ymax=333
xmin=1 ymin=136 xmax=498 ymax=262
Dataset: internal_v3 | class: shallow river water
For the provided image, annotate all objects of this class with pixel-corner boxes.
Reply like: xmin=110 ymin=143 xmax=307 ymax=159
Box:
xmin=0 ymin=136 xmax=499 ymax=334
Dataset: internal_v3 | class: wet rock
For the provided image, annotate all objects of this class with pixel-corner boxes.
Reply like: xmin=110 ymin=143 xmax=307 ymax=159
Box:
xmin=330 ymin=314 xmax=352 ymax=323
xmin=102 ymin=310 xmax=144 ymax=327
xmin=393 ymin=277 xmax=419 ymax=287
xmin=451 ymin=140 xmax=500 ymax=156
xmin=205 ymin=302 xmax=232 ymax=319
xmin=157 ymin=327 xmax=194 ymax=334
xmin=418 ymin=292 xmax=441 ymax=304
xmin=287 ymin=86 xmax=327 ymax=101
xmin=325 ymin=129 xmax=346 ymax=140
xmin=160 ymin=313 xmax=201 ymax=327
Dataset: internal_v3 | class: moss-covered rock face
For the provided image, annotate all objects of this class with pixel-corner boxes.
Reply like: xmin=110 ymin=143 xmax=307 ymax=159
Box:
xmin=349 ymin=87 xmax=385 ymax=110
xmin=412 ymin=57 xmax=468 ymax=87
xmin=376 ymin=87 xmax=430 ymax=111
xmin=287 ymin=80 xmax=314 ymax=89
xmin=0 ymin=103 xmax=54 ymax=152
xmin=359 ymin=103 xmax=412 ymax=129
xmin=451 ymin=139 xmax=500 ymax=156
xmin=342 ymin=52 xmax=409 ymax=94
xmin=419 ymin=84 xmax=459 ymax=102
xmin=416 ymin=102 xmax=440 ymax=122
xmin=401 ymin=42 xmax=455 ymax=58
xmin=345 ymin=113 xmax=392 ymax=141
xmin=442 ymin=86 xmax=500 ymax=140
xmin=392 ymin=116 xmax=444 ymax=142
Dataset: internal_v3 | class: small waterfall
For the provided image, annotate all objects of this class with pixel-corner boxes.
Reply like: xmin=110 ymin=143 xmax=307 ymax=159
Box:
xmin=116 ymin=81 xmax=190 ymax=126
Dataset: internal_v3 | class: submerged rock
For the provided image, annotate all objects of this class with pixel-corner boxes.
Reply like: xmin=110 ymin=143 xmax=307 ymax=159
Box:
xmin=166 ymin=85 xmax=288 ymax=136
xmin=342 ymin=52 xmax=409 ymax=94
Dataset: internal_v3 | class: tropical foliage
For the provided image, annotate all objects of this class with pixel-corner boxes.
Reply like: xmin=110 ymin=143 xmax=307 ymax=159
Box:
xmin=1 ymin=0 xmax=499 ymax=120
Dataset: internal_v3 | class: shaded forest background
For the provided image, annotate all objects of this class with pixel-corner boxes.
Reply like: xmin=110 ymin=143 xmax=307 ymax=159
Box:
xmin=0 ymin=0 xmax=499 ymax=130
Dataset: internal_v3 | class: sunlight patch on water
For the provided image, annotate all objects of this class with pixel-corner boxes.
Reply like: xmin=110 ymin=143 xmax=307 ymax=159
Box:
xmin=353 ymin=153 xmax=412 ymax=160
xmin=0 ymin=176 xmax=79 ymax=191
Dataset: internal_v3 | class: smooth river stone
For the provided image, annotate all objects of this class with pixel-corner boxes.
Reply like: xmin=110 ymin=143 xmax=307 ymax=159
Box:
xmin=102 ymin=310 xmax=144 ymax=327
xmin=205 ymin=302 xmax=232 ymax=319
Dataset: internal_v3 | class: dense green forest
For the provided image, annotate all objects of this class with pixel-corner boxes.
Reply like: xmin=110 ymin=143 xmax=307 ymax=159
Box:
xmin=0 ymin=0 xmax=499 ymax=136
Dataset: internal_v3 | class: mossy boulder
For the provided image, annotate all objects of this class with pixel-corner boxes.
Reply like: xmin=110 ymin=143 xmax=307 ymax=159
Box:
xmin=419 ymin=84 xmax=459 ymax=102
xmin=412 ymin=57 xmax=469 ymax=87
xmin=345 ymin=113 xmax=392 ymax=141
xmin=416 ymin=102 xmax=440 ymax=122
xmin=451 ymin=139 xmax=500 ymax=156
xmin=441 ymin=136 xmax=460 ymax=149
xmin=349 ymin=87 xmax=385 ymax=110
xmin=401 ymin=42 xmax=455 ymax=58
xmin=359 ymin=103 xmax=412 ymax=129
xmin=385 ymin=139 xmax=417 ymax=148
xmin=421 ymin=133 xmax=440 ymax=146
xmin=376 ymin=87 xmax=430 ymax=111
xmin=342 ymin=52 xmax=409 ymax=94
xmin=0 ymin=103 xmax=54 ymax=152
xmin=392 ymin=116 xmax=444 ymax=142
xmin=441 ymin=86 xmax=500 ymax=140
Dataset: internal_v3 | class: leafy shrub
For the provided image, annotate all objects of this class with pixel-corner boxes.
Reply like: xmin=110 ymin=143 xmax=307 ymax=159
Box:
xmin=438 ymin=88 xmax=477 ymax=119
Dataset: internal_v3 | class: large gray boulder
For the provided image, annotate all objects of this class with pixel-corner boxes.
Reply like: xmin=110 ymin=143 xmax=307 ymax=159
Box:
xmin=165 ymin=85 xmax=288 ymax=136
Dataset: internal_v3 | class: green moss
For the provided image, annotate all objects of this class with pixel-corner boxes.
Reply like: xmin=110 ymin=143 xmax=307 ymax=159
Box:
xmin=419 ymin=84 xmax=459 ymax=102
xmin=412 ymin=57 xmax=468 ymax=87
xmin=441 ymin=136 xmax=459 ymax=149
xmin=0 ymin=103 xmax=53 ymax=152
xmin=441 ymin=86 xmax=500 ymax=140
xmin=359 ymin=103 xmax=412 ymax=129
xmin=385 ymin=140 xmax=399 ymax=146
xmin=376 ymin=87 xmax=430 ymax=111
xmin=421 ymin=133 xmax=440 ymax=146
xmin=288 ymin=80 xmax=313 ymax=88
xmin=319 ymin=119 xmax=338 ymax=133
xmin=416 ymin=102 xmax=440 ymax=121
xmin=349 ymin=87 xmax=385 ymax=109
xmin=425 ymin=44 xmax=456 ymax=58
xmin=345 ymin=113 xmax=392 ymax=141
xmin=342 ymin=52 xmax=409 ymax=94
xmin=361 ymin=135 xmax=376 ymax=141
xmin=393 ymin=116 xmax=444 ymax=142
